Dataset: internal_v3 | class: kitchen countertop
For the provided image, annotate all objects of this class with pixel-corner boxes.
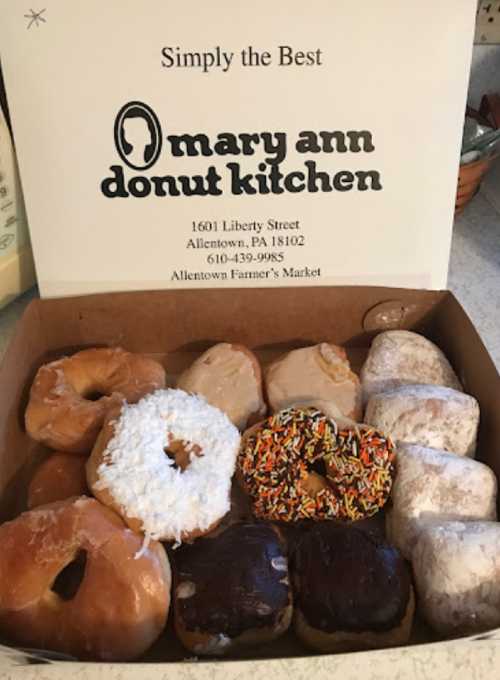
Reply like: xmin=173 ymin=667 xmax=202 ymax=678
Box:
xmin=0 ymin=192 xmax=498 ymax=370
xmin=448 ymin=189 xmax=500 ymax=370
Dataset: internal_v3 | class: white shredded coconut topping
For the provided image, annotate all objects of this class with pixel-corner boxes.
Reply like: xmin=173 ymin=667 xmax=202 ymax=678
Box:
xmin=94 ymin=389 xmax=240 ymax=541
xmin=194 ymin=634 xmax=231 ymax=654
xmin=134 ymin=531 xmax=152 ymax=560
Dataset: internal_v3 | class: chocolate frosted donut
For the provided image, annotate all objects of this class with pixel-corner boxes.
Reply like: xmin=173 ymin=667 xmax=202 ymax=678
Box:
xmin=172 ymin=522 xmax=292 ymax=655
xmin=292 ymin=525 xmax=414 ymax=652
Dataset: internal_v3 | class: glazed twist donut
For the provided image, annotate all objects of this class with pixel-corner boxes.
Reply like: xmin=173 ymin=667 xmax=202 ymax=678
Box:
xmin=25 ymin=347 xmax=166 ymax=454
xmin=0 ymin=497 xmax=170 ymax=661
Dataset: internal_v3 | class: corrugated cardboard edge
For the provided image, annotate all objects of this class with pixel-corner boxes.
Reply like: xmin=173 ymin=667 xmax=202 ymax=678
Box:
xmin=3 ymin=633 xmax=500 ymax=679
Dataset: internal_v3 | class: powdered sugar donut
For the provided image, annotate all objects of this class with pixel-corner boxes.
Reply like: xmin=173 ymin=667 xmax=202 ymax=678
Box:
xmin=87 ymin=389 xmax=241 ymax=542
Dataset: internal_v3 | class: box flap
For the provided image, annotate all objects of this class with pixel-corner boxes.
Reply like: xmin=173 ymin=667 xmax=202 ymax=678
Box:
xmin=0 ymin=0 xmax=476 ymax=296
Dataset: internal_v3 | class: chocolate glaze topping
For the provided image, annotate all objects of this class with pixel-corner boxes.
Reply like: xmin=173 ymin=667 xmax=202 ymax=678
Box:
xmin=292 ymin=524 xmax=412 ymax=634
xmin=172 ymin=522 xmax=290 ymax=638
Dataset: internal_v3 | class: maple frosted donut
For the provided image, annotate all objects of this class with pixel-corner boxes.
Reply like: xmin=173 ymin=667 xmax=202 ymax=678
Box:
xmin=265 ymin=343 xmax=362 ymax=421
xmin=238 ymin=407 xmax=396 ymax=522
xmin=0 ymin=497 xmax=171 ymax=661
xmin=28 ymin=452 xmax=88 ymax=509
xmin=87 ymin=389 xmax=241 ymax=542
xmin=26 ymin=347 xmax=166 ymax=454
xmin=177 ymin=343 xmax=266 ymax=430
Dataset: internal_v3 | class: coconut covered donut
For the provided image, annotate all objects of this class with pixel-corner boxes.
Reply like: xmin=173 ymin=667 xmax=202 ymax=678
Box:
xmin=26 ymin=347 xmax=166 ymax=454
xmin=0 ymin=497 xmax=171 ymax=661
xmin=238 ymin=407 xmax=396 ymax=522
xmin=87 ymin=389 xmax=241 ymax=542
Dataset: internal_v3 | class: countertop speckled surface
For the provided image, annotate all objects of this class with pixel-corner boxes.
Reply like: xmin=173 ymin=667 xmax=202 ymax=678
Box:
xmin=449 ymin=191 xmax=500 ymax=371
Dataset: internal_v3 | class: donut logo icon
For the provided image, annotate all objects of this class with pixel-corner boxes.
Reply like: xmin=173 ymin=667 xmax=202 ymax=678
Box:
xmin=114 ymin=101 xmax=163 ymax=171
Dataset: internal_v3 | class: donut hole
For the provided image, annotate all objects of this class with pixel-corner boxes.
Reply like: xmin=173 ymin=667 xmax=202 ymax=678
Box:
xmin=164 ymin=439 xmax=203 ymax=472
xmin=84 ymin=390 xmax=106 ymax=402
xmin=51 ymin=550 xmax=87 ymax=600
xmin=310 ymin=457 xmax=327 ymax=478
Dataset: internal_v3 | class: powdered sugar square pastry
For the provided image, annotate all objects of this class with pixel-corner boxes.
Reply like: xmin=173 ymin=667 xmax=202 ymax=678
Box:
xmin=387 ymin=443 xmax=497 ymax=560
xmin=412 ymin=521 xmax=500 ymax=636
xmin=361 ymin=331 xmax=462 ymax=403
xmin=265 ymin=343 xmax=362 ymax=421
xmin=177 ymin=343 xmax=266 ymax=430
xmin=365 ymin=385 xmax=479 ymax=457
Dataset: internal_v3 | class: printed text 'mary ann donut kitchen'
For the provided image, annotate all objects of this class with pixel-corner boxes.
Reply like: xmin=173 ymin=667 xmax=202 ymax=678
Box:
xmin=101 ymin=105 xmax=383 ymax=199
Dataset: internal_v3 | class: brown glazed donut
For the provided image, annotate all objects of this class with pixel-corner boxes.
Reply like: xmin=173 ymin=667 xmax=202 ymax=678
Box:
xmin=172 ymin=522 xmax=292 ymax=655
xmin=25 ymin=347 xmax=166 ymax=454
xmin=292 ymin=524 xmax=414 ymax=652
xmin=28 ymin=452 xmax=88 ymax=509
xmin=0 ymin=497 xmax=171 ymax=661
xmin=177 ymin=343 xmax=266 ymax=430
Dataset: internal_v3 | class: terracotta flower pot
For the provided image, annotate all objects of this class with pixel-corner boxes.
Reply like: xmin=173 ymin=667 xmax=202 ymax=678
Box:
xmin=455 ymin=156 xmax=493 ymax=215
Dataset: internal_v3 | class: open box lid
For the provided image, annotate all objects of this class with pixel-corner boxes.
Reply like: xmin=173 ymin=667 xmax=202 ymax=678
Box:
xmin=0 ymin=0 xmax=476 ymax=297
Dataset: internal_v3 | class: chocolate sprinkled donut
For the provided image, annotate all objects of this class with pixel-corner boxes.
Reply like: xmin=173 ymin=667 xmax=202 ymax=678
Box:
xmin=238 ymin=407 xmax=395 ymax=522
xmin=325 ymin=423 xmax=396 ymax=520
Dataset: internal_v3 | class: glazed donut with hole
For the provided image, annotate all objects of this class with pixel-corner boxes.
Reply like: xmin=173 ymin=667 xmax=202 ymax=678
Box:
xmin=25 ymin=347 xmax=166 ymax=454
xmin=0 ymin=497 xmax=171 ymax=661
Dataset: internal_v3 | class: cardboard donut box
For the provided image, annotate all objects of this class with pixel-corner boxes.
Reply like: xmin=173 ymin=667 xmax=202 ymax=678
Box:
xmin=1 ymin=286 xmax=500 ymax=673
xmin=2 ymin=0 xmax=500 ymax=675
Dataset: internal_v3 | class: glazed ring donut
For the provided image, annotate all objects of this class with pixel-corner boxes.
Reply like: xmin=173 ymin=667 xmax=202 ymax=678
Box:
xmin=0 ymin=497 xmax=171 ymax=661
xmin=238 ymin=407 xmax=395 ymax=522
xmin=87 ymin=389 xmax=241 ymax=542
xmin=27 ymin=452 xmax=88 ymax=509
xmin=25 ymin=347 xmax=166 ymax=454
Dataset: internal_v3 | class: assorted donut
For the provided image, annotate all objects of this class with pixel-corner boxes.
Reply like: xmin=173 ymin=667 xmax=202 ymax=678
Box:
xmin=87 ymin=389 xmax=240 ymax=542
xmin=0 ymin=497 xmax=170 ymax=661
xmin=0 ymin=331 xmax=496 ymax=661
xmin=238 ymin=408 xmax=395 ymax=522
xmin=25 ymin=347 xmax=166 ymax=454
